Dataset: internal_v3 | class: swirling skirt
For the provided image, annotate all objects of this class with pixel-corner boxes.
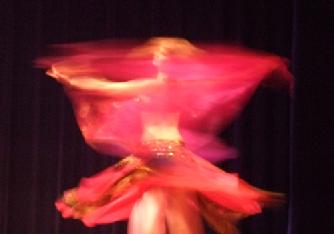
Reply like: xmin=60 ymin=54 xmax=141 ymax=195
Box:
xmin=56 ymin=144 xmax=282 ymax=234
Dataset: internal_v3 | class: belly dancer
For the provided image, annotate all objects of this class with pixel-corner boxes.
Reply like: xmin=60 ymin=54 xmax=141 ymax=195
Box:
xmin=37 ymin=37 xmax=292 ymax=234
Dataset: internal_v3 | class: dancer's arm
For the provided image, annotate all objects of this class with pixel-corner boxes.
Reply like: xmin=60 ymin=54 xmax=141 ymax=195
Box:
xmin=48 ymin=64 xmax=165 ymax=98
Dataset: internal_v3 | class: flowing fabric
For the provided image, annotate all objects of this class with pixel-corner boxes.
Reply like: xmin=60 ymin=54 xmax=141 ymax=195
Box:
xmin=55 ymin=147 xmax=282 ymax=233
xmin=38 ymin=37 xmax=292 ymax=234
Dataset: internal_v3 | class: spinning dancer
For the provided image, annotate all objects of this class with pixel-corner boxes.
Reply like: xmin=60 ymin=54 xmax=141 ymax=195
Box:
xmin=37 ymin=38 xmax=292 ymax=234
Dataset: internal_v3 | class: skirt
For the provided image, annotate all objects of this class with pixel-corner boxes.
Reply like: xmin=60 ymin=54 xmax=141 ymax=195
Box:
xmin=55 ymin=141 xmax=282 ymax=234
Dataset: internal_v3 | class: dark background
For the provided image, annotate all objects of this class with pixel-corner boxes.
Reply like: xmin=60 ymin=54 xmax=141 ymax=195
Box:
xmin=0 ymin=0 xmax=333 ymax=234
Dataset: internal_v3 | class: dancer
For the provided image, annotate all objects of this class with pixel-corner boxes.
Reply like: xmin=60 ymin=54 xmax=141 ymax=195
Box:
xmin=37 ymin=37 xmax=291 ymax=234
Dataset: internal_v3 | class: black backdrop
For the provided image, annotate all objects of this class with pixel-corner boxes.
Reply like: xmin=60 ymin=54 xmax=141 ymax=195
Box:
xmin=0 ymin=1 xmax=333 ymax=234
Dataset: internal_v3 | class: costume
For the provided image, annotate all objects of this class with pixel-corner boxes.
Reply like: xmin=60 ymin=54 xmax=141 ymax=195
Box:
xmin=38 ymin=38 xmax=292 ymax=234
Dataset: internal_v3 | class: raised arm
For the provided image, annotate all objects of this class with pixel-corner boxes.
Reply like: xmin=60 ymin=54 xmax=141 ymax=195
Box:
xmin=48 ymin=64 xmax=166 ymax=98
